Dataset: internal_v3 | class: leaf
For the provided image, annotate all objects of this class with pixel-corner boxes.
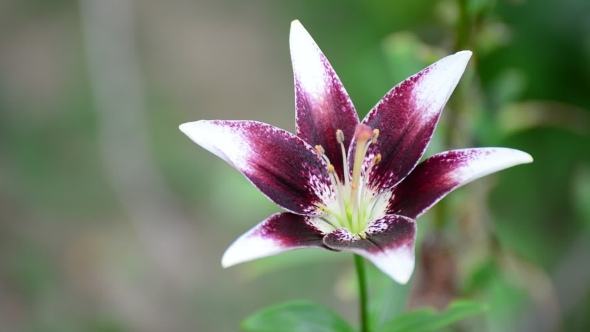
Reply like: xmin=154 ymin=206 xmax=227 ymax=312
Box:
xmin=241 ymin=301 xmax=355 ymax=332
xmin=377 ymin=300 xmax=487 ymax=332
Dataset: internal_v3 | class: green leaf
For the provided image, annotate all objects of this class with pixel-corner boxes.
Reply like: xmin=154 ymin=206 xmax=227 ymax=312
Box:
xmin=377 ymin=300 xmax=487 ymax=332
xmin=241 ymin=301 xmax=354 ymax=332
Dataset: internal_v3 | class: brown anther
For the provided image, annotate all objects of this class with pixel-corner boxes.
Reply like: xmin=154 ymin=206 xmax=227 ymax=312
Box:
xmin=373 ymin=153 xmax=382 ymax=165
xmin=351 ymin=183 xmax=358 ymax=190
xmin=336 ymin=129 xmax=345 ymax=143
xmin=315 ymin=145 xmax=325 ymax=156
xmin=327 ymin=165 xmax=335 ymax=172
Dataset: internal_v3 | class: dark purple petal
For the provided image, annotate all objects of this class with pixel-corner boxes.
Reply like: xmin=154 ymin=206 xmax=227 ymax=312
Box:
xmin=352 ymin=52 xmax=472 ymax=193
xmin=290 ymin=20 xmax=359 ymax=181
xmin=222 ymin=212 xmax=332 ymax=267
xmin=388 ymin=148 xmax=533 ymax=219
xmin=323 ymin=215 xmax=416 ymax=284
xmin=180 ymin=120 xmax=335 ymax=215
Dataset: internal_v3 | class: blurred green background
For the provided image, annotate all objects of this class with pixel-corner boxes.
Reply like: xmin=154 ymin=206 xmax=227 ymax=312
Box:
xmin=1 ymin=0 xmax=589 ymax=331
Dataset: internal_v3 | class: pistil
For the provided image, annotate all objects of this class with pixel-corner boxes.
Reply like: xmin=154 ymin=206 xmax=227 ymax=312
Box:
xmin=351 ymin=125 xmax=374 ymax=232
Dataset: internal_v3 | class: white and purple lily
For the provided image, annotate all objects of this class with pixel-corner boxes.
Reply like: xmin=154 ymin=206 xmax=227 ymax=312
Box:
xmin=180 ymin=21 xmax=532 ymax=284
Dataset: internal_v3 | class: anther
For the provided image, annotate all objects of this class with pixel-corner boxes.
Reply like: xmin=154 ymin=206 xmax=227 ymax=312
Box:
xmin=336 ymin=129 xmax=345 ymax=143
xmin=372 ymin=129 xmax=380 ymax=143
xmin=315 ymin=145 xmax=325 ymax=156
xmin=327 ymin=165 xmax=335 ymax=172
xmin=373 ymin=153 xmax=382 ymax=165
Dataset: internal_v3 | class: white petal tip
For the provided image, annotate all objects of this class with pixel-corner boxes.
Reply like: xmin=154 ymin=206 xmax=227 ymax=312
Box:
xmin=520 ymin=151 xmax=534 ymax=163
xmin=454 ymin=50 xmax=473 ymax=58
xmin=290 ymin=20 xmax=306 ymax=35
xmin=500 ymin=148 xmax=534 ymax=165
xmin=220 ymin=241 xmax=248 ymax=268
xmin=220 ymin=253 xmax=236 ymax=269
xmin=289 ymin=20 xmax=311 ymax=44
xmin=386 ymin=258 xmax=415 ymax=285
xmin=220 ymin=229 xmax=285 ymax=270
xmin=367 ymin=248 xmax=415 ymax=285
xmin=179 ymin=120 xmax=205 ymax=136
xmin=441 ymin=51 xmax=473 ymax=68
xmin=394 ymin=273 xmax=412 ymax=285
xmin=178 ymin=122 xmax=191 ymax=133
xmin=221 ymin=240 xmax=254 ymax=268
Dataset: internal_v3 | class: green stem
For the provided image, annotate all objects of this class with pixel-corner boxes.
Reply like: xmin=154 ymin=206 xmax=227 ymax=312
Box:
xmin=354 ymin=254 xmax=369 ymax=332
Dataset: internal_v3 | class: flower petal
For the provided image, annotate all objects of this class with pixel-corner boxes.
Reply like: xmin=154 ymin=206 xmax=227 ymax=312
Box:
xmin=388 ymin=148 xmax=533 ymax=219
xmin=222 ymin=212 xmax=331 ymax=268
xmin=180 ymin=120 xmax=335 ymax=215
xmin=355 ymin=51 xmax=472 ymax=193
xmin=290 ymin=20 xmax=359 ymax=181
xmin=323 ymin=215 xmax=416 ymax=284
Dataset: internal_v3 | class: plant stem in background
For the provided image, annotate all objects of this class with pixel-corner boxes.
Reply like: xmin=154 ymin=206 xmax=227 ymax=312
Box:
xmin=354 ymin=254 xmax=369 ymax=332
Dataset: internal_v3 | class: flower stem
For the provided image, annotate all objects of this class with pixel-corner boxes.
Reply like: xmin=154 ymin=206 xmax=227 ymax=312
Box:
xmin=354 ymin=254 xmax=369 ymax=332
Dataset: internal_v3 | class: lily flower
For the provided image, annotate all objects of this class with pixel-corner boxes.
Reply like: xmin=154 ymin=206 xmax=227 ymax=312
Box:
xmin=180 ymin=21 xmax=532 ymax=284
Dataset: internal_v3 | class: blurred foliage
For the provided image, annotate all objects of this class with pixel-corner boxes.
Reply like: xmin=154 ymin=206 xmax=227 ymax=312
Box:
xmin=376 ymin=300 xmax=487 ymax=332
xmin=242 ymin=301 xmax=355 ymax=332
xmin=1 ymin=0 xmax=589 ymax=331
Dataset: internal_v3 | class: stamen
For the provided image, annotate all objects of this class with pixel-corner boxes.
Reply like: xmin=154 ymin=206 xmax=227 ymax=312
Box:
xmin=336 ymin=130 xmax=350 ymax=187
xmin=336 ymin=130 xmax=345 ymax=144
xmin=315 ymin=144 xmax=333 ymax=166
xmin=327 ymin=164 xmax=348 ymax=228
xmin=373 ymin=153 xmax=382 ymax=164
xmin=372 ymin=129 xmax=379 ymax=142
xmin=315 ymin=203 xmax=345 ymax=228
xmin=315 ymin=145 xmax=325 ymax=156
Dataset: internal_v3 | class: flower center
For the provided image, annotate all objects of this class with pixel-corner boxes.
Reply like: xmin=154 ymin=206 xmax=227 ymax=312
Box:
xmin=315 ymin=124 xmax=381 ymax=236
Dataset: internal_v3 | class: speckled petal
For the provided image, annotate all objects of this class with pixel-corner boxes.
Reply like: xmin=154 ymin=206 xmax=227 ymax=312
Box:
xmin=323 ymin=215 xmax=416 ymax=284
xmin=180 ymin=120 xmax=335 ymax=215
xmin=351 ymin=51 xmax=472 ymax=193
xmin=222 ymin=213 xmax=332 ymax=268
xmin=290 ymin=20 xmax=359 ymax=181
xmin=388 ymin=148 xmax=533 ymax=219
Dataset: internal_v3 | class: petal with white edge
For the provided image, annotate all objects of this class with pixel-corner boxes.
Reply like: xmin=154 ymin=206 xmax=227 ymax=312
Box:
xmin=352 ymin=51 xmax=472 ymax=193
xmin=388 ymin=148 xmax=533 ymax=219
xmin=222 ymin=212 xmax=332 ymax=268
xmin=323 ymin=215 xmax=416 ymax=284
xmin=180 ymin=120 xmax=336 ymax=215
xmin=290 ymin=20 xmax=359 ymax=181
